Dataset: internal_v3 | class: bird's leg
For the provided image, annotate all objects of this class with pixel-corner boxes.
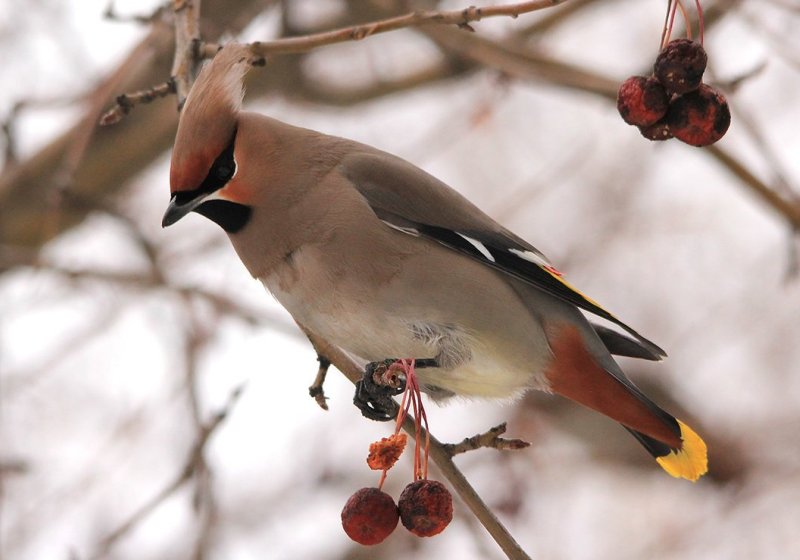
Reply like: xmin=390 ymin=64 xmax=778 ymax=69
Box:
xmin=308 ymin=354 xmax=331 ymax=411
xmin=353 ymin=358 xmax=439 ymax=421
xmin=354 ymin=359 xmax=404 ymax=422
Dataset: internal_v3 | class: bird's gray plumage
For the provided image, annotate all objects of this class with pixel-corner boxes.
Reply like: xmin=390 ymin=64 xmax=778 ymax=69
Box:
xmin=162 ymin=43 xmax=707 ymax=481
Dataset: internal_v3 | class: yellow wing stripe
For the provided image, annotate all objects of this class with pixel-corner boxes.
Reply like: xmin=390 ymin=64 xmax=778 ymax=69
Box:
xmin=543 ymin=265 xmax=608 ymax=313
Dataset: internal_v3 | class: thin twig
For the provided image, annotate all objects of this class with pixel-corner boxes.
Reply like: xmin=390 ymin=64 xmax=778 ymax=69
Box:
xmin=298 ymin=326 xmax=532 ymax=560
xmin=99 ymin=79 xmax=176 ymax=126
xmin=423 ymin=24 xmax=800 ymax=230
xmin=1 ymin=102 xmax=22 ymax=168
xmin=517 ymin=0 xmax=598 ymax=37
xmin=89 ymin=385 xmax=243 ymax=560
xmin=171 ymin=0 xmax=202 ymax=107
xmin=181 ymin=300 xmax=219 ymax=560
xmin=443 ymin=423 xmax=531 ymax=457
xmin=3 ymin=259 xmax=298 ymax=337
xmin=57 ymin=190 xmax=167 ymax=283
xmin=0 ymin=459 xmax=28 ymax=477
xmin=707 ymin=144 xmax=800 ymax=229
xmin=103 ymin=0 xmax=169 ymax=24
xmin=41 ymin=27 xmax=170 ymax=244
xmin=200 ymin=0 xmax=569 ymax=58
xmin=101 ymin=0 xmax=566 ymax=124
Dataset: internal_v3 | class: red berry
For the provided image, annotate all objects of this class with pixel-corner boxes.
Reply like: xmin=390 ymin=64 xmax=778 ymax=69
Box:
xmin=398 ymin=480 xmax=453 ymax=537
xmin=654 ymin=39 xmax=708 ymax=95
xmin=341 ymin=487 xmax=399 ymax=545
xmin=638 ymin=119 xmax=673 ymax=142
xmin=617 ymin=76 xmax=670 ymax=127
xmin=667 ymin=84 xmax=731 ymax=147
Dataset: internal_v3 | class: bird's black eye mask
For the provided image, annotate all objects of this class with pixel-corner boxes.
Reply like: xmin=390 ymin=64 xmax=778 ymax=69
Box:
xmin=194 ymin=129 xmax=253 ymax=233
xmin=172 ymin=128 xmax=238 ymax=208
xmin=203 ymin=128 xmax=237 ymax=190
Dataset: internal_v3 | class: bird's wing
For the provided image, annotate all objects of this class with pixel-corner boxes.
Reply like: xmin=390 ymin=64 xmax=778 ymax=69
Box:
xmin=339 ymin=150 xmax=666 ymax=360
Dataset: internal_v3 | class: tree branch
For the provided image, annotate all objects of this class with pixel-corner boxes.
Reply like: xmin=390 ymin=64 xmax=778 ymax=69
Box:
xmin=171 ymin=0 xmax=203 ymax=106
xmin=103 ymin=0 xmax=169 ymax=25
xmin=707 ymin=144 xmax=800 ymax=229
xmin=89 ymin=386 xmax=243 ymax=560
xmin=299 ymin=326 xmax=532 ymax=560
xmin=0 ymin=0 xmax=272 ymax=249
xmin=422 ymin=23 xmax=800 ymax=230
xmin=99 ymin=79 xmax=176 ymax=126
xmin=0 ymin=256 xmax=299 ymax=338
xmin=200 ymin=0 xmax=569 ymax=58
xmin=103 ymin=0 xmax=566 ymax=125
xmin=443 ymin=423 xmax=531 ymax=457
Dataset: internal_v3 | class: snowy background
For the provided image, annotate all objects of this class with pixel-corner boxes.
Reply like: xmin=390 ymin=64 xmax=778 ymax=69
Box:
xmin=1 ymin=1 xmax=799 ymax=559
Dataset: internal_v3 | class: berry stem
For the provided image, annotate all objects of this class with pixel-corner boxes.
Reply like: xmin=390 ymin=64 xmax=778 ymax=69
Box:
xmin=676 ymin=0 xmax=691 ymax=41
xmin=695 ymin=0 xmax=704 ymax=45
xmin=396 ymin=372 xmax=411 ymax=428
xmin=661 ymin=0 xmax=680 ymax=50
xmin=659 ymin=0 xmax=673 ymax=51
xmin=666 ymin=0 xmax=679 ymax=46
xmin=389 ymin=359 xmax=432 ymax=481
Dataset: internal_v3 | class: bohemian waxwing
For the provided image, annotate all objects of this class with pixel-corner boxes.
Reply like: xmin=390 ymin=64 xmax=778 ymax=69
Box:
xmin=164 ymin=43 xmax=707 ymax=481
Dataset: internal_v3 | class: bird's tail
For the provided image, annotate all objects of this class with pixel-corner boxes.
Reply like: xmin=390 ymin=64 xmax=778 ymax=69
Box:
xmin=545 ymin=324 xmax=708 ymax=481
xmin=625 ymin=419 xmax=707 ymax=481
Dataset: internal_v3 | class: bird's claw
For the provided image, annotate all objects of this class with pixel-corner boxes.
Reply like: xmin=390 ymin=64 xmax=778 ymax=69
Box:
xmin=352 ymin=358 xmax=440 ymax=421
xmin=353 ymin=359 xmax=406 ymax=421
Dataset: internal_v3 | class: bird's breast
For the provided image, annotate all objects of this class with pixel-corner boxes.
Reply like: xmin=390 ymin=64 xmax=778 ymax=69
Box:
xmin=262 ymin=263 xmax=439 ymax=365
xmin=259 ymin=238 xmax=550 ymax=399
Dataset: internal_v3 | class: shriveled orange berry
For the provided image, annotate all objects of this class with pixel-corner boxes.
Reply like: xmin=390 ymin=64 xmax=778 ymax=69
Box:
xmin=367 ymin=433 xmax=407 ymax=471
xmin=341 ymin=487 xmax=399 ymax=545
xmin=398 ymin=480 xmax=453 ymax=538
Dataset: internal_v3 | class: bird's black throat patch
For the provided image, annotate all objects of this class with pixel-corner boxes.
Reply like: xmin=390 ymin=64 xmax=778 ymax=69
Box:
xmin=195 ymin=200 xmax=251 ymax=233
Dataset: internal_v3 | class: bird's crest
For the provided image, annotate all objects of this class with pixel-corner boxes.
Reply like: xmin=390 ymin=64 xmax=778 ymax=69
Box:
xmin=181 ymin=43 xmax=252 ymax=117
xmin=170 ymin=43 xmax=254 ymax=194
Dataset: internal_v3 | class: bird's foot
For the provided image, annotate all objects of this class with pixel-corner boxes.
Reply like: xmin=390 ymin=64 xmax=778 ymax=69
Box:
xmin=308 ymin=355 xmax=330 ymax=411
xmin=353 ymin=359 xmax=405 ymax=421
xmin=353 ymin=358 xmax=438 ymax=421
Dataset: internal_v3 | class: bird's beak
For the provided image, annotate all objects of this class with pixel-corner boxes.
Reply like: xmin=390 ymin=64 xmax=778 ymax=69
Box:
xmin=162 ymin=191 xmax=211 ymax=227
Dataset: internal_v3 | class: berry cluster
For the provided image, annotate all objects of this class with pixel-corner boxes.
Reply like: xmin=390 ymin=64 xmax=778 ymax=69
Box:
xmin=617 ymin=1 xmax=730 ymax=147
xmin=341 ymin=360 xmax=453 ymax=546
xmin=341 ymin=479 xmax=453 ymax=545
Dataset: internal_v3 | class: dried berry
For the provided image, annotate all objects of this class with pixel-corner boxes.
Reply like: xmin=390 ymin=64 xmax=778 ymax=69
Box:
xmin=654 ymin=39 xmax=707 ymax=94
xmin=367 ymin=433 xmax=407 ymax=471
xmin=617 ymin=76 xmax=670 ymax=127
xmin=667 ymin=84 xmax=730 ymax=147
xmin=638 ymin=119 xmax=673 ymax=142
xmin=341 ymin=487 xmax=399 ymax=545
xmin=398 ymin=480 xmax=453 ymax=538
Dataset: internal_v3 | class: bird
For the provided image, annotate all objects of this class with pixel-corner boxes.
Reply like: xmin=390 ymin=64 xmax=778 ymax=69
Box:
xmin=163 ymin=43 xmax=707 ymax=482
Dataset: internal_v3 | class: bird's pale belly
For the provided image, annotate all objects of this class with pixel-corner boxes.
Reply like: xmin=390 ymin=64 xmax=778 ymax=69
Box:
xmin=260 ymin=271 xmax=539 ymax=400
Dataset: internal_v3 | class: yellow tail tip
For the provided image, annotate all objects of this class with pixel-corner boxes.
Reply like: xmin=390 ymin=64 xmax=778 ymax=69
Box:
xmin=655 ymin=420 xmax=708 ymax=482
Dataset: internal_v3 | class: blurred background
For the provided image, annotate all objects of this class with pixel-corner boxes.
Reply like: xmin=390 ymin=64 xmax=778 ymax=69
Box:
xmin=1 ymin=0 xmax=799 ymax=558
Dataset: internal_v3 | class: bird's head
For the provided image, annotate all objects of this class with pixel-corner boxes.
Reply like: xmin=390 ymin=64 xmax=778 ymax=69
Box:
xmin=163 ymin=43 xmax=255 ymax=233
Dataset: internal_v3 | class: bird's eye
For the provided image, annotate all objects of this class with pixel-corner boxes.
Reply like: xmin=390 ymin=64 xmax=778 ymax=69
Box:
xmin=197 ymin=130 xmax=237 ymax=194
xmin=215 ymin=164 xmax=234 ymax=180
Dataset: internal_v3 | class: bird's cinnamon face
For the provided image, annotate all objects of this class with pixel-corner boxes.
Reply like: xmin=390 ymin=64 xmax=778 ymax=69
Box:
xmin=164 ymin=129 xmax=252 ymax=233
xmin=164 ymin=43 xmax=254 ymax=233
